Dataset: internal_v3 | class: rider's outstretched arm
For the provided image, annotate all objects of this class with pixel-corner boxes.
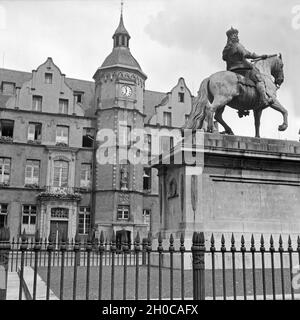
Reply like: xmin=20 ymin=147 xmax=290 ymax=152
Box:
xmin=238 ymin=43 xmax=267 ymax=60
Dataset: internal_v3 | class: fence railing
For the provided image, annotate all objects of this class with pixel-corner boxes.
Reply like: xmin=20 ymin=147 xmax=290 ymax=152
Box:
xmin=0 ymin=227 xmax=300 ymax=300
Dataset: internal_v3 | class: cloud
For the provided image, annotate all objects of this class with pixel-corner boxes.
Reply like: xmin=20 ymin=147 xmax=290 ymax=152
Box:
xmin=145 ymin=0 xmax=300 ymax=119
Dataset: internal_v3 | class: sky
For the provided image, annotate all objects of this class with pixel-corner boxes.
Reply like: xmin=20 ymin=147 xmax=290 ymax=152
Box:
xmin=0 ymin=0 xmax=300 ymax=140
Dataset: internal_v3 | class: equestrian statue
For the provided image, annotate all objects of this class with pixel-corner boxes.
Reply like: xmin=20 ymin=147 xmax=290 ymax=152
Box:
xmin=185 ymin=27 xmax=286 ymax=138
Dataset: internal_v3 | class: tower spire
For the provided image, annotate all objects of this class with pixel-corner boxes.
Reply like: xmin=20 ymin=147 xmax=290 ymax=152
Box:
xmin=113 ymin=1 xmax=130 ymax=48
xmin=121 ymin=0 xmax=124 ymax=16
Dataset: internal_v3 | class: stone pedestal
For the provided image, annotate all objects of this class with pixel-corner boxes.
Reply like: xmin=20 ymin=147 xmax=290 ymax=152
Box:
xmin=153 ymin=132 xmax=300 ymax=268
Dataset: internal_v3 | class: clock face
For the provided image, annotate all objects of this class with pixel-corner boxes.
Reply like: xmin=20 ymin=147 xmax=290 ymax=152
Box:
xmin=121 ymin=85 xmax=132 ymax=97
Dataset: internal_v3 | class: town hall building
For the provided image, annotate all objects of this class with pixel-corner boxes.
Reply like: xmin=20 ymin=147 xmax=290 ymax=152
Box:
xmin=0 ymin=13 xmax=194 ymax=242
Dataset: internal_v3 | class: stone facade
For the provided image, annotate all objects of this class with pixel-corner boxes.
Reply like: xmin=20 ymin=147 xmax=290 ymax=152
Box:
xmin=0 ymin=14 xmax=194 ymax=242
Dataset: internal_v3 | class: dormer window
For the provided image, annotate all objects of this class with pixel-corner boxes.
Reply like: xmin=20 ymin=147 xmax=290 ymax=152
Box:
xmin=45 ymin=73 xmax=53 ymax=84
xmin=74 ymin=91 xmax=84 ymax=104
xmin=1 ymin=82 xmax=15 ymax=95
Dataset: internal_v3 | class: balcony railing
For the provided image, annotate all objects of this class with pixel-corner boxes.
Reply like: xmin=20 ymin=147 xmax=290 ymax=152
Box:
xmin=37 ymin=186 xmax=82 ymax=201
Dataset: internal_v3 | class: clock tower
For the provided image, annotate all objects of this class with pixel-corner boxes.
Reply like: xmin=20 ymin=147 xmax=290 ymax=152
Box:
xmin=93 ymin=11 xmax=148 ymax=242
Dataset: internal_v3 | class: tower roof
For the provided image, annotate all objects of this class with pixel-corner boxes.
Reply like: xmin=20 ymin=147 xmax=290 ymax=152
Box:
xmin=113 ymin=14 xmax=130 ymax=39
xmin=96 ymin=12 xmax=147 ymax=79
xmin=101 ymin=47 xmax=141 ymax=70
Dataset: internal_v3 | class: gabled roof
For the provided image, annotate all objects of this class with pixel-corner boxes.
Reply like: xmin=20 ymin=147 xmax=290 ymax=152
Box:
xmin=144 ymin=90 xmax=166 ymax=123
xmin=0 ymin=67 xmax=95 ymax=116
xmin=0 ymin=67 xmax=164 ymax=120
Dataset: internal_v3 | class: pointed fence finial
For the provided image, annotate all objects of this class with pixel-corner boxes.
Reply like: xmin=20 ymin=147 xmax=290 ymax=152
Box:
xmin=231 ymin=233 xmax=236 ymax=252
xmin=260 ymin=234 xmax=265 ymax=252
xmin=240 ymin=235 xmax=246 ymax=252
xmin=288 ymin=235 xmax=293 ymax=252
xmin=221 ymin=234 xmax=226 ymax=252
xmin=100 ymin=230 xmax=104 ymax=244
xmin=250 ymin=234 xmax=256 ymax=252
xmin=135 ymin=231 xmax=140 ymax=244
xmin=180 ymin=233 xmax=185 ymax=253
xmin=278 ymin=234 xmax=284 ymax=252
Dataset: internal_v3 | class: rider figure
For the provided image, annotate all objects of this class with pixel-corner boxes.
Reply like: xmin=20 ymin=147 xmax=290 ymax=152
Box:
xmin=222 ymin=27 xmax=273 ymax=107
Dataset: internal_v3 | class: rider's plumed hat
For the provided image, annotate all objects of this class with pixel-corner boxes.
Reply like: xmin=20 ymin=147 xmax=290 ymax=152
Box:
xmin=226 ymin=27 xmax=239 ymax=38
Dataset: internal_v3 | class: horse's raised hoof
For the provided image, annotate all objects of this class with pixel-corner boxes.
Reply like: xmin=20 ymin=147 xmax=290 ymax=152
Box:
xmin=278 ymin=124 xmax=288 ymax=131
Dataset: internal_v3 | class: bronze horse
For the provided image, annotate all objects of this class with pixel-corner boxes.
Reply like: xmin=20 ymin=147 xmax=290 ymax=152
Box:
xmin=185 ymin=54 xmax=286 ymax=138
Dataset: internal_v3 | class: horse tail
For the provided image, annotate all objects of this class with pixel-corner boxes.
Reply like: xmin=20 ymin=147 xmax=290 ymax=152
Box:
xmin=184 ymin=78 xmax=210 ymax=130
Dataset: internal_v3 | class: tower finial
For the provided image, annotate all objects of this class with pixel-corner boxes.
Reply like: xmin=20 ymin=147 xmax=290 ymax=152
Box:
xmin=121 ymin=0 xmax=124 ymax=16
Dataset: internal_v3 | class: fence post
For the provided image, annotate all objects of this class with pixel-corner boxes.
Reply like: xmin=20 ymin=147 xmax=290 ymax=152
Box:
xmin=142 ymin=238 xmax=147 ymax=265
xmin=0 ymin=227 xmax=10 ymax=300
xmin=192 ymin=231 xmax=205 ymax=300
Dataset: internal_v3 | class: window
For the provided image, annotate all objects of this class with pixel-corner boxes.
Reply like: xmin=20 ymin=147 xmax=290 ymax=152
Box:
xmin=0 ymin=158 xmax=11 ymax=185
xmin=56 ymin=126 xmax=69 ymax=145
xmin=178 ymin=92 xmax=185 ymax=103
xmin=74 ymin=91 xmax=84 ymax=104
xmin=53 ymin=160 xmax=69 ymax=187
xmin=143 ymin=209 xmax=151 ymax=224
xmin=185 ymin=114 xmax=190 ymax=123
xmin=0 ymin=119 xmax=14 ymax=139
xmin=78 ymin=207 xmax=91 ymax=235
xmin=22 ymin=205 xmax=37 ymax=234
xmin=1 ymin=82 xmax=15 ymax=95
xmin=45 ymin=73 xmax=53 ymax=84
xmin=0 ymin=204 xmax=8 ymax=228
xmin=59 ymin=99 xmax=69 ymax=114
xmin=32 ymin=95 xmax=43 ymax=112
xmin=160 ymin=136 xmax=174 ymax=154
xmin=25 ymin=160 xmax=40 ymax=186
xmin=163 ymin=112 xmax=172 ymax=127
xmin=28 ymin=123 xmax=42 ymax=142
xmin=80 ymin=163 xmax=91 ymax=189
xmin=143 ymin=168 xmax=151 ymax=191
xmin=82 ymin=128 xmax=95 ymax=148
xmin=117 ymin=205 xmax=129 ymax=221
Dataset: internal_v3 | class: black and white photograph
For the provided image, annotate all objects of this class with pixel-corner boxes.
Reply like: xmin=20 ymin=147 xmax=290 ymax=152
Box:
xmin=0 ymin=0 xmax=300 ymax=312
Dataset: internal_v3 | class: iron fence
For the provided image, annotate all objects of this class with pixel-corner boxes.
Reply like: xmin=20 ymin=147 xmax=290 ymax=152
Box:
xmin=0 ymin=227 xmax=300 ymax=300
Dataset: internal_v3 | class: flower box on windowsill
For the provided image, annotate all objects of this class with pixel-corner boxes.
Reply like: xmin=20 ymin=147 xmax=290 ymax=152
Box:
xmin=55 ymin=142 xmax=69 ymax=147
xmin=0 ymin=136 xmax=13 ymax=143
xmin=0 ymin=182 xmax=9 ymax=187
xmin=24 ymin=183 xmax=40 ymax=189
xmin=27 ymin=140 xmax=42 ymax=145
